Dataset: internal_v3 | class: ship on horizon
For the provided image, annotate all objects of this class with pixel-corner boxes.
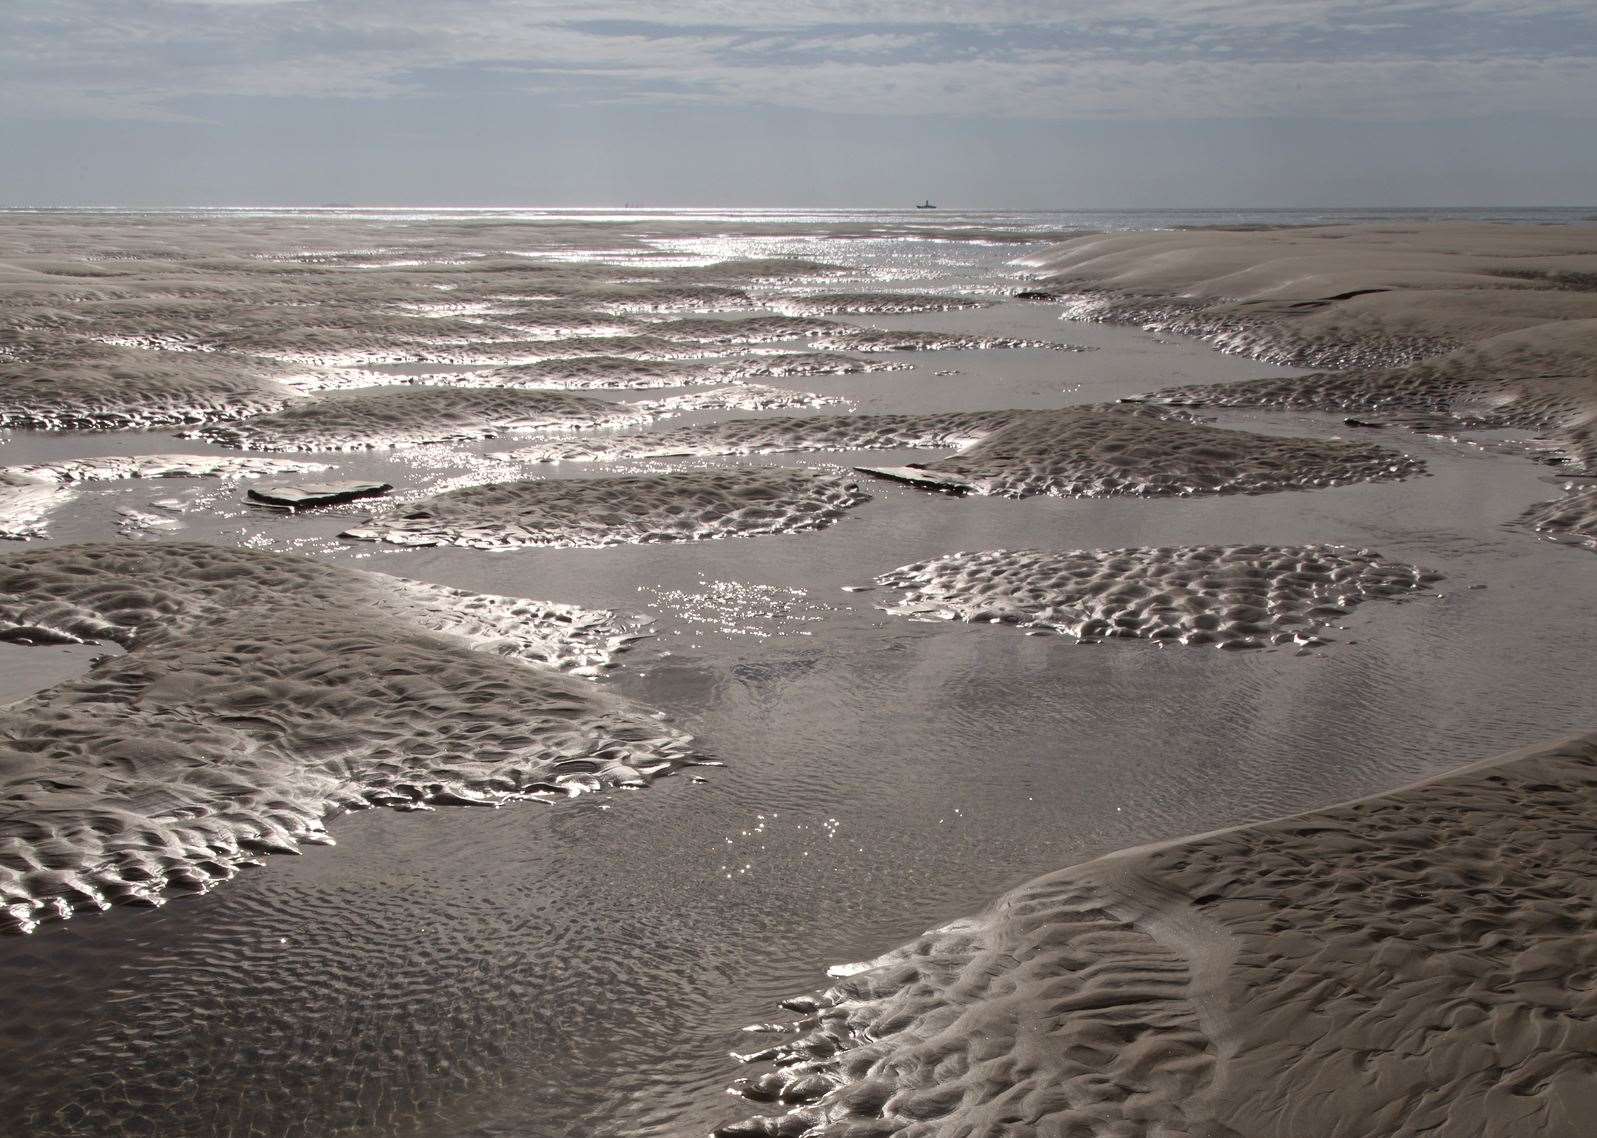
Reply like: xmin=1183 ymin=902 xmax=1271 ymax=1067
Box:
xmin=916 ymin=199 xmax=937 ymax=209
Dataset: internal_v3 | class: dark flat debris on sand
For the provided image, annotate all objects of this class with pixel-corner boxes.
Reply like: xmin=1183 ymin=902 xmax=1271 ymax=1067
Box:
xmin=248 ymin=480 xmax=394 ymax=509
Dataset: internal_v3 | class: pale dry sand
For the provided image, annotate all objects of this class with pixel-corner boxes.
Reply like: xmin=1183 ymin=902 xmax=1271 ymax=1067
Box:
xmin=0 ymin=543 xmax=692 ymax=935
xmin=1027 ymin=222 xmax=1597 ymax=531
xmin=342 ymin=468 xmax=869 ymax=549
xmin=720 ymin=731 xmax=1597 ymax=1138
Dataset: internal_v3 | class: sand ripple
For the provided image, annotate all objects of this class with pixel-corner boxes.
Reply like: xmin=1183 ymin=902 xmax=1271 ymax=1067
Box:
xmin=1520 ymin=485 xmax=1597 ymax=550
xmin=719 ymin=731 xmax=1597 ymax=1137
xmin=774 ymin=292 xmax=994 ymax=315
xmin=810 ymin=330 xmax=1086 ymax=353
xmin=0 ymin=543 xmax=692 ymax=934
xmin=195 ymin=388 xmax=645 ymax=451
xmin=342 ymin=468 xmax=868 ymax=550
xmin=0 ymin=338 xmax=293 ymax=430
xmin=876 ymin=544 xmax=1441 ymax=649
xmin=520 ymin=407 xmax=1422 ymax=498
xmin=925 ymin=409 xmax=1424 ymax=498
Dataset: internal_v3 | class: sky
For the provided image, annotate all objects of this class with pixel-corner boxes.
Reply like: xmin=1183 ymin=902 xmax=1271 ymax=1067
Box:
xmin=1 ymin=0 xmax=1594 ymax=208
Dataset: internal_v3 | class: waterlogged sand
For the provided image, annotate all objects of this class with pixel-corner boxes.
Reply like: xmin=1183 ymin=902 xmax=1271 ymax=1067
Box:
xmin=876 ymin=545 xmax=1441 ymax=649
xmin=0 ymin=542 xmax=692 ymax=935
xmin=0 ymin=473 xmax=71 ymax=540
xmin=772 ymin=293 xmax=994 ymax=316
xmin=195 ymin=387 xmax=647 ymax=451
xmin=0 ymin=455 xmax=328 ymax=539
xmin=524 ymin=407 xmax=1422 ymax=499
xmin=1521 ymin=484 xmax=1597 ymax=549
xmin=810 ymin=330 xmax=1085 ymax=353
xmin=719 ymin=731 xmax=1597 ymax=1138
xmin=342 ymin=468 xmax=869 ymax=549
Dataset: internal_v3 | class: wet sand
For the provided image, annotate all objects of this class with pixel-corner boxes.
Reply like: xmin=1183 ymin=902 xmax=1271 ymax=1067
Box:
xmin=0 ymin=211 xmax=1593 ymax=1137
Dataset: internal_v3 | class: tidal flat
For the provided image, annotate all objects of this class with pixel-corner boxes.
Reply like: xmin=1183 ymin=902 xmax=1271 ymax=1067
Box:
xmin=0 ymin=208 xmax=1594 ymax=1138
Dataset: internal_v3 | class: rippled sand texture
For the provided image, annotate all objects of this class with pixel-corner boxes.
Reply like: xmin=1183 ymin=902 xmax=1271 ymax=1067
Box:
xmin=1521 ymin=485 xmax=1597 ymax=550
xmin=773 ymin=292 xmax=994 ymax=315
xmin=0 ymin=216 xmax=989 ymax=446
xmin=379 ymin=352 xmax=901 ymax=392
xmin=924 ymin=409 xmax=1422 ymax=497
xmin=877 ymin=545 xmax=1441 ymax=648
xmin=4 ymin=453 xmax=329 ymax=484
xmin=0 ymin=338 xmax=296 ymax=430
xmin=517 ymin=411 xmax=1024 ymax=463
xmin=1028 ymin=223 xmax=1597 ymax=467
xmin=0 ymin=543 xmax=691 ymax=934
xmin=523 ymin=407 xmax=1422 ymax=498
xmin=343 ymin=468 xmax=868 ymax=549
xmin=195 ymin=388 xmax=645 ymax=451
xmin=720 ymin=731 xmax=1597 ymax=1138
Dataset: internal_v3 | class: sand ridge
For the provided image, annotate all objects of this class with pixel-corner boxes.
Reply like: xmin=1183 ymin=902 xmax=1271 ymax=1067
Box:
xmin=0 ymin=543 xmax=693 ymax=935
xmin=876 ymin=544 xmax=1442 ymax=649
xmin=719 ymin=730 xmax=1597 ymax=1138
xmin=192 ymin=387 xmax=649 ymax=451
xmin=1026 ymin=223 xmax=1597 ymax=471
xmin=518 ymin=406 xmax=1423 ymax=498
xmin=341 ymin=468 xmax=870 ymax=550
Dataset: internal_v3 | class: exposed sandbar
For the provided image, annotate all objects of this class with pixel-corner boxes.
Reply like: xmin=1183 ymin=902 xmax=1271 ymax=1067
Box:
xmin=876 ymin=544 xmax=1441 ymax=648
xmin=0 ymin=542 xmax=692 ymax=934
xmin=341 ymin=468 xmax=868 ymax=550
xmin=1027 ymin=223 xmax=1597 ymax=466
xmin=522 ymin=407 xmax=1422 ymax=498
xmin=720 ymin=730 xmax=1597 ymax=1137
xmin=0 ymin=338 xmax=295 ymax=430
xmin=1520 ymin=485 xmax=1597 ymax=550
xmin=195 ymin=388 xmax=645 ymax=451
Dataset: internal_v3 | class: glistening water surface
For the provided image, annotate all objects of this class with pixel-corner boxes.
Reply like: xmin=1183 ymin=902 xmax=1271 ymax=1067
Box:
xmin=1 ymin=209 xmax=1594 ymax=1138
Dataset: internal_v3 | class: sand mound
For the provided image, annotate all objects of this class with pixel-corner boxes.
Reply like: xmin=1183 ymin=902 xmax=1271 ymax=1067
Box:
xmin=876 ymin=545 xmax=1440 ymax=648
xmin=922 ymin=409 xmax=1423 ymax=498
xmin=811 ymin=330 xmax=1085 ymax=353
xmin=1153 ymin=320 xmax=1597 ymax=467
xmin=0 ymin=338 xmax=294 ymax=430
xmin=1520 ymin=485 xmax=1597 ymax=550
xmin=194 ymin=388 xmax=644 ymax=451
xmin=1029 ymin=223 xmax=1597 ymax=464
xmin=649 ymin=315 xmax=854 ymax=343
xmin=0 ymin=542 xmax=692 ymax=934
xmin=516 ymin=411 xmax=1022 ymax=463
xmin=448 ymin=352 xmax=904 ymax=391
xmin=719 ymin=730 xmax=1597 ymax=1138
xmin=517 ymin=408 xmax=1421 ymax=497
xmin=4 ymin=454 xmax=328 ymax=483
xmin=631 ymin=384 xmax=845 ymax=414
xmin=342 ymin=468 xmax=868 ymax=550
xmin=773 ymin=292 xmax=994 ymax=315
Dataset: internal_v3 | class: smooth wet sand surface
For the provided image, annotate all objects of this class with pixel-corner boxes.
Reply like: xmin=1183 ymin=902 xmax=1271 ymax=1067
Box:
xmin=0 ymin=212 xmax=1594 ymax=1138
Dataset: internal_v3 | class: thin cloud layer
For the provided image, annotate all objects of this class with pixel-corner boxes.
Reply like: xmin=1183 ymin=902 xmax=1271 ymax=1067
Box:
xmin=3 ymin=0 xmax=1593 ymax=122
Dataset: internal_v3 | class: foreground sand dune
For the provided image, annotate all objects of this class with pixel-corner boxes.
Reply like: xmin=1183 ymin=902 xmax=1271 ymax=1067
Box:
xmin=0 ymin=543 xmax=692 ymax=934
xmin=720 ymin=730 xmax=1597 ymax=1137
xmin=1027 ymin=222 xmax=1597 ymax=469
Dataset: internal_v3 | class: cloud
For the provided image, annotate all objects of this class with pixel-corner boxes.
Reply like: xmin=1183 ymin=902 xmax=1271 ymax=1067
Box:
xmin=2 ymin=0 xmax=1592 ymax=123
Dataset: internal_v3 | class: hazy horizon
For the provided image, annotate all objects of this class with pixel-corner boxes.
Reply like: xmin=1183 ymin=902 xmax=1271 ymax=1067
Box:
xmin=4 ymin=1 xmax=1595 ymax=210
